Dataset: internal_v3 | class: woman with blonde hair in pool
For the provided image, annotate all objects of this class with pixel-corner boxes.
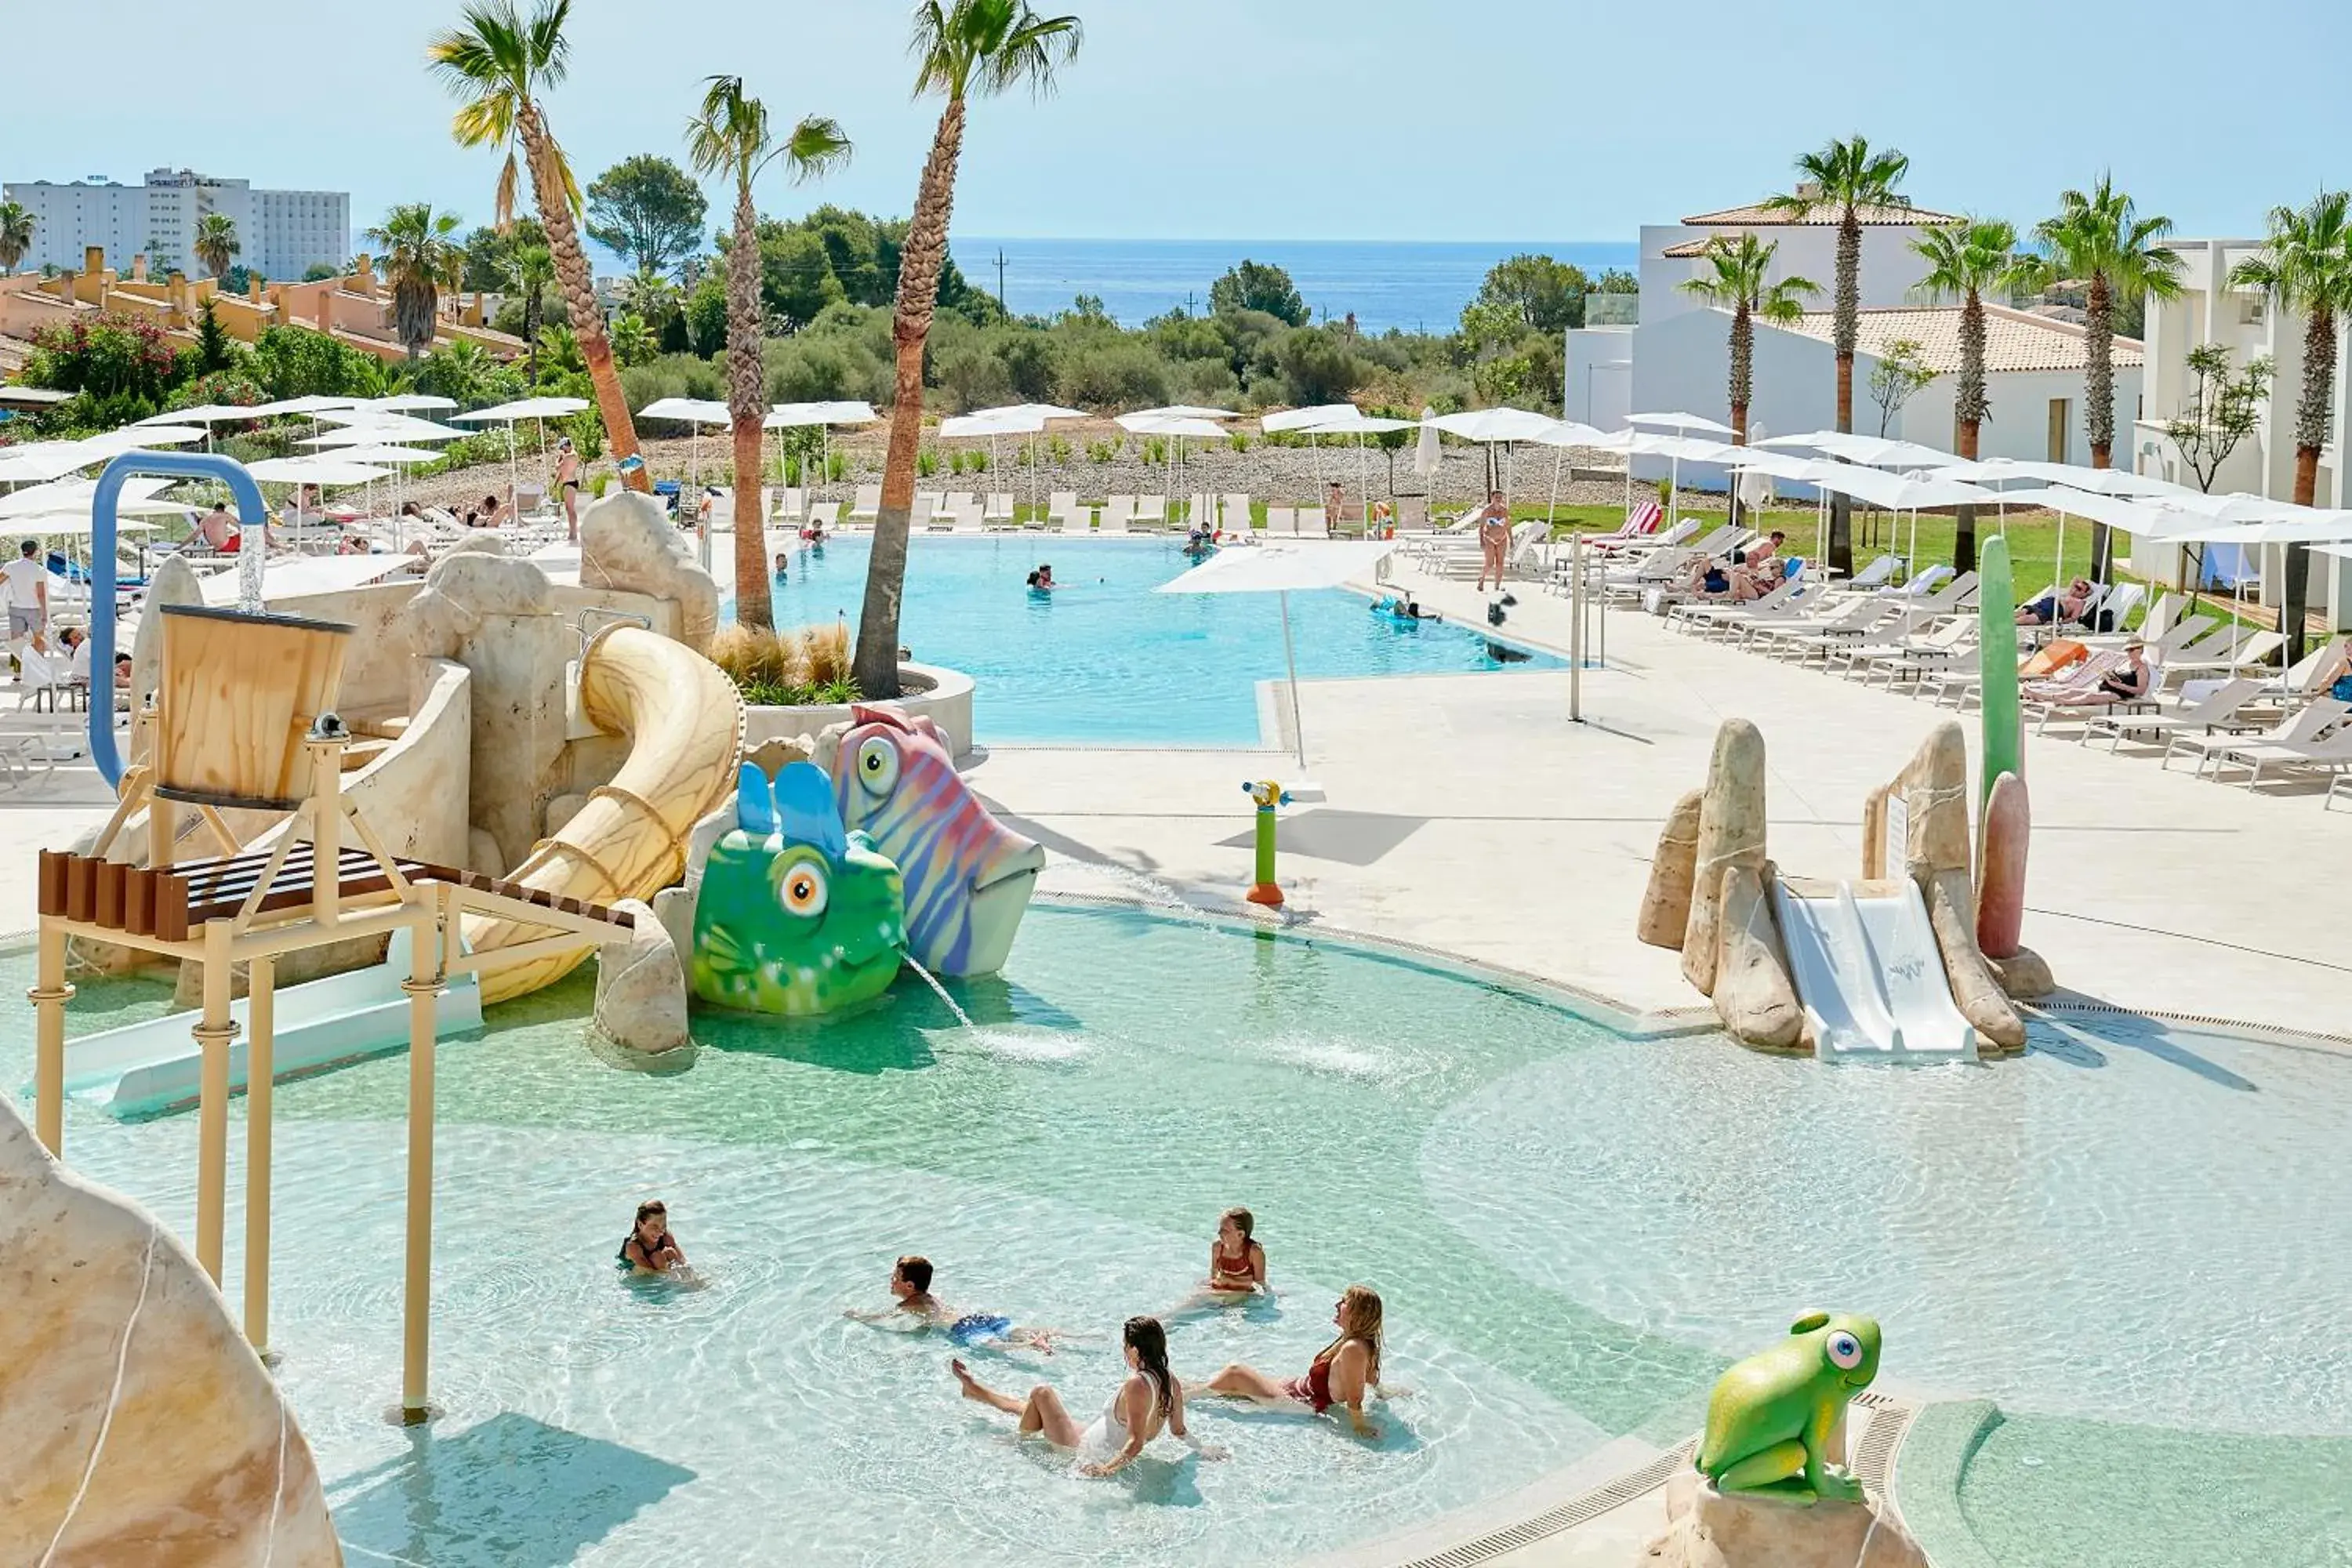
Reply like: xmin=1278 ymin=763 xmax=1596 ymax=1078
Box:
xmin=1207 ymin=1283 xmax=1385 ymax=1438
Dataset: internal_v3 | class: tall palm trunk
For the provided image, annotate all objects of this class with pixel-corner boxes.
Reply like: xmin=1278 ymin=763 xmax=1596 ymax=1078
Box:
xmin=727 ymin=179 xmax=771 ymax=630
xmin=520 ymin=101 xmax=649 ymax=492
xmin=1828 ymin=210 xmax=1862 ymax=574
xmin=2281 ymin=303 xmax=2338 ymax=662
xmin=855 ymin=95 xmax=968 ymax=699
xmin=1728 ymin=300 xmax=1752 ymax=524
xmin=2083 ymin=268 xmax=2115 ymax=577
xmin=1953 ymin=287 xmax=1987 ymax=572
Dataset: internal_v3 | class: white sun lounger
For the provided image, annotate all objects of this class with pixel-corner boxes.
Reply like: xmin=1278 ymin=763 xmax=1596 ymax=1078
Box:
xmin=1221 ymin=493 xmax=1253 ymax=540
xmin=1131 ymin=495 xmax=1168 ymax=532
xmin=1099 ymin=495 xmax=1134 ymax=535
xmin=2165 ymin=698 xmax=2349 ymax=775
xmin=2081 ymin=677 xmax=2266 ymax=751
xmin=984 ymin=492 xmax=1016 ymax=528
xmin=1265 ymin=506 xmax=1298 ymax=538
xmin=1297 ymin=506 xmax=1330 ymax=540
xmin=849 ymin=484 xmax=881 ymax=524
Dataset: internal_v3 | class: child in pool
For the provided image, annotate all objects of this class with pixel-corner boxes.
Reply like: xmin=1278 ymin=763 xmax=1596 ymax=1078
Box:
xmin=1169 ymin=1207 xmax=1269 ymax=1316
xmin=618 ymin=1200 xmax=688 ymax=1276
xmin=844 ymin=1254 xmax=1068 ymax=1352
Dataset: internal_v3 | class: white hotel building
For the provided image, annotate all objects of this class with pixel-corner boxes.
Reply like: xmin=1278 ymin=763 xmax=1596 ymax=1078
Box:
xmin=2 ymin=169 xmax=348 ymax=283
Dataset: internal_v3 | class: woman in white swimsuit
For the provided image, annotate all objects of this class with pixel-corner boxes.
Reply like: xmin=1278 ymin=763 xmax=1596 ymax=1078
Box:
xmin=951 ymin=1316 xmax=1225 ymax=1475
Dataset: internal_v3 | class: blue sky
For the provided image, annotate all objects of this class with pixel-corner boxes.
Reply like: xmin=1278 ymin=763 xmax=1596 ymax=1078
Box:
xmin=11 ymin=0 xmax=2352 ymax=249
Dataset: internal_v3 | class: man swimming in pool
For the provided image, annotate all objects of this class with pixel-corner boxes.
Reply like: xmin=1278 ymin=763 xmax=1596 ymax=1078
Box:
xmin=843 ymin=1254 xmax=1069 ymax=1353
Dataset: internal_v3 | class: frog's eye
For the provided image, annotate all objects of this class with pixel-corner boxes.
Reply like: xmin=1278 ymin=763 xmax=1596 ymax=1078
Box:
xmin=779 ymin=858 xmax=829 ymax=919
xmin=856 ymin=736 xmax=899 ymax=798
xmin=1826 ymin=1331 xmax=1864 ymax=1370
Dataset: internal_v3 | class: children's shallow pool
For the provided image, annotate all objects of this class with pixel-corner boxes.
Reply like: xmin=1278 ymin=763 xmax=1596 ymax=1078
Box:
xmin=10 ymin=908 xmax=2347 ymax=1566
xmin=757 ymin=534 xmax=1554 ymax=746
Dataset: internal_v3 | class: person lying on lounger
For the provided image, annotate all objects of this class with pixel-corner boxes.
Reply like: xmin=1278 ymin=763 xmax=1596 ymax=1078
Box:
xmin=2018 ymin=578 xmax=2094 ymax=626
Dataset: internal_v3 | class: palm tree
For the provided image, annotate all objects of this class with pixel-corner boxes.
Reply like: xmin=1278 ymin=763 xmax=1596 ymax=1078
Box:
xmin=0 ymin=202 xmax=34 ymax=276
xmin=365 ymin=202 xmax=466 ymax=359
xmin=1677 ymin=234 xmax=1818 ymax=445
xmin=1911 ymin=218 xmax=2029 ymax=571
xmin=1764 ymin=136 xmax=1910 ymax=575
xmin=429 ymin=0 xmax=651 ymax=491
xmin=193 ymin=212 xmax=241 ymax=279
xmin=688 ymin=74 xmax=851 ymax=632
xmin=514 ymin=241 xmax=554 ymax=383
xmin=2026 ymin=176 xmax=2184 ymax=577
xmin=2229 ymin=191 xmax=2352 ymax=662
xmin=853 ymin=0 xmax=1082 ymax=698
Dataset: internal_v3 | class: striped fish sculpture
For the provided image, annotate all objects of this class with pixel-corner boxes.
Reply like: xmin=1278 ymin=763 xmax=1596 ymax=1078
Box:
xmin=691 ymin=760 xmax=906 ymax=1017
xmin=831 ymin=705 xmax=1044 ymax=977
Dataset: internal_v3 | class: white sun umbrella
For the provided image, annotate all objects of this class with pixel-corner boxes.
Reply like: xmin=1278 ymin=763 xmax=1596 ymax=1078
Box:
xmin=1411 ymin=405 xmax=1439 ymax=498
xmin=1159 ymin=539 xmax=1398 ymax=778
xmin=1515 ymin=419 xmax=1613 ymax=530
xmin=453 ymin=395 xmax=590 ymax=503
xmin=303 ymin=416 xmax=470 ymax=446
xmin=80 ymin=425 xmax=205 ymax=455
xmin=978 ymin=403 xmax=1089 ymax=514
xmin=1807 ymin=466 xmax=2000 ymax=572
xmin=245 ymin=456 xmax=392 ymax=486
xmin=1291 ymin=411 xmax=1417 ymax=533
xmin=1628 ymin=410 xmax=1737 ymax=437
xmin=942 ymin=408 xmax=1047 ymax=513
xmin=639 ymin=397 xmax=730 ymax=492
xmin=1726 ymin=448 xmax=1845 ymax=553
xmin=132 ymin=405 xmax=261 ymax=452
xmin=1122 ymin=411 xmax=1240 ymax=526
xmin=1628 ymin=434 xmax=1742 ymax=529
xmin=765 ymin=400 xmax=884 ymax=506
xmin=366 ymin=394 xmax=460 ymax=414
xmin=0 ymin=475 xmax=187 ymax=520
xmin=1262 ymin=404 xmax=1364 ymax=496
xmin=1425 ymin=406 xmax=1560 ymax=502
xmin=0 ymin=441 xmax=106 ymax=485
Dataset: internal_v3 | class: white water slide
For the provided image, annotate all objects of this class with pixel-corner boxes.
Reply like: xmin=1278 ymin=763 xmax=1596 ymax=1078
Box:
xmin=1770 ymin=880 xmax=1976 ymax=1062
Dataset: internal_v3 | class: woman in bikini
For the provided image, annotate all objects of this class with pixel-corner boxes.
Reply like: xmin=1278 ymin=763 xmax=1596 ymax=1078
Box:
xmin=1170 ymin=1207 xmax=1268 ymax=1316
xmin=618 ymin=1200 xmax=687 ymax=1276
xmin=953 ymin=1316 xmax=1225 ymax=1476
xmin=1206 ymin=1283 xmax=1385 ymax=1438
xmin=555 ymin=437 xmax=583 ymax=542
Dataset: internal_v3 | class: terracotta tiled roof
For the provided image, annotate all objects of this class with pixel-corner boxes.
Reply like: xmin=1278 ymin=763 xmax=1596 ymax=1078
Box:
xmin=1771 ymin=304 xmax=2144 ymax=375
xmin=1661 ymin=238 xmax=1712 ymax=258
xmin=1681 ymin=200 xmax=1962 ymax=227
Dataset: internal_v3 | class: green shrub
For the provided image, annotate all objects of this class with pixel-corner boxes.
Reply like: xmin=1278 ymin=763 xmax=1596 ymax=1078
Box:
xmin=826 ymin=448 xmax=848 ymax=482
xmin=968 ymin=447 xmax=989 ymax=474
xmin=1229 ymin=431 xmax=1252 ymax=453
xmin=1047 ymin=434 xmax=1070 ymax=466
xmin=1142 ymin=436 xmax=1167 ymax=466
xmin=917 ymin=446 xmax=939 ymax=478
xmin=1086 ymin=439 xmax=1117 ymax=464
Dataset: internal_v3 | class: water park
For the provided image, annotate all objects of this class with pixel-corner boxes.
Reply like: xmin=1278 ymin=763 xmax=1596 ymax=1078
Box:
xmin=6 ymin=4 xmax=2352 ymax=1566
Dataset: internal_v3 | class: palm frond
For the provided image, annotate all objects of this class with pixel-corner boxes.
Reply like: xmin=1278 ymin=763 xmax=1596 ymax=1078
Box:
xmin=779 ymin=115 xmax=855 ymax=184
xmin=494 ymin=154 xmax=522 ymax=231
xmin=527 ymin=0 xmax=573 ymax=87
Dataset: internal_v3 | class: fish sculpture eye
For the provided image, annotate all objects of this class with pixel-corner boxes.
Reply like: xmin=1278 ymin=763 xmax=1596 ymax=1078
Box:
xmin=856 ymin=735 xmax=900 ymax=797
xmin=777 ymin=855 xmax=829 ymax=919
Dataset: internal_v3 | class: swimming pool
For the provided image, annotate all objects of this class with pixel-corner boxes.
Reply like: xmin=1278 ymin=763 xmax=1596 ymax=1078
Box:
xmin=11 ymin=912 xmax=2347 ymax=1566
xmin=757 ymin=535 xmax=1554 ymax=746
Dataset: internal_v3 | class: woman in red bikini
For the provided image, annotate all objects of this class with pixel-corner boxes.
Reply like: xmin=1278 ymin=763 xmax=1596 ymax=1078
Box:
xmin=1168 ymin=1207 xmax=1269 ymax=1318
xmin=1206 ymin=1283 xmax=1384 ymax=1438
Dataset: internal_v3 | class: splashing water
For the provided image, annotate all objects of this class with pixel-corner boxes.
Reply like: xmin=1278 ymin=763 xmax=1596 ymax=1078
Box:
xmin=900 ymin=955 xmax=975 ymax=1029
xmin=1062 ymin=858 xmax=1231 ymax=931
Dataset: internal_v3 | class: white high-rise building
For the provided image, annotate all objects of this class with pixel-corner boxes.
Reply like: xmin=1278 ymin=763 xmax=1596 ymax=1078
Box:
xmin=2 ymin=169 xmax=348 ymax=283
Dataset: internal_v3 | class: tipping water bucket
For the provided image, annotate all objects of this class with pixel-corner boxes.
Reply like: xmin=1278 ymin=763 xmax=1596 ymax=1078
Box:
xmin=154 ymin=604 xmax=354 ymax=811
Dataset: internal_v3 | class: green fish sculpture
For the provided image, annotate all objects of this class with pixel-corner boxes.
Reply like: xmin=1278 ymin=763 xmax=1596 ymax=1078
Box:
xmin=689 ymin=760 xmax=906 ymax=1017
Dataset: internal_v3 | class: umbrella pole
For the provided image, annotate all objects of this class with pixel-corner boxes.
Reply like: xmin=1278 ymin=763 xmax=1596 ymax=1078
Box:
xmin=1279 ymin=590 xmax=1308 ymax=775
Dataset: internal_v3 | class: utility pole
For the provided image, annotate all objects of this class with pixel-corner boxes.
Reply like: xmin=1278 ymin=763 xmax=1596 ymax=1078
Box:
xmin=993 ymin=248 xmax=1008 ymax=315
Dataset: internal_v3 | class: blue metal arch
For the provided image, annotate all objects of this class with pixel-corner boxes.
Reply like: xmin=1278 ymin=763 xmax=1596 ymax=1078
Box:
xmin=86 ymin=449 xmax=270 ymax=786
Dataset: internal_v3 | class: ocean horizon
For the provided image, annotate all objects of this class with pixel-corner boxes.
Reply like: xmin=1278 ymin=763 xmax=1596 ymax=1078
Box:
xmin=949 ymin=236 xmax=1639 ymax=336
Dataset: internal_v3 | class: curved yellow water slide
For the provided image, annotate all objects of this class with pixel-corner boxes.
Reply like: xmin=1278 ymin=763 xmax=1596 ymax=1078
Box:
xmin=464 ymin=625 xmax=744 ymax=1004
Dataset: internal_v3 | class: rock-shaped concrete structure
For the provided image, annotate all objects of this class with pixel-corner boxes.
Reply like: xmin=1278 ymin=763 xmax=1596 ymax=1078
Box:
xmin=1682 ymin=720 xmax=1769 ymax=997
xmin=1710 ymin=862 xmax=1803 ymax=1051
xmin=594 ymin=897 xmax=692 ymax=1054
xmin=0 ymin=1094 xmax=342 ymax=1567
xmin=1639 ymin=1474 xmax=1926 ymax=1568
xmin=580 ymin=491 xmax=720 ymax=655
xmin=744 ymin=734 xmax=816 ymax=779
xmin=1886 ymin=722 xmax=1973 ymax=877
xmin=1638 ymin=788 xmax=1704 ymax=949
xmin=1975 ymin=771 xmax=2028 ymax=958
xmin=128 ymin=553 xmax=204 ymax=730
xmin=1926 ymin=868 xmax=2027 ymax=1052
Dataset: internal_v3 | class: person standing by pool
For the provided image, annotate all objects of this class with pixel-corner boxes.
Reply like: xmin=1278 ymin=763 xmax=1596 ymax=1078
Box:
xmin=1474 ymin=492 xmax=1511 ymax=592
xmin=619 ymin=1200 xmax=688 ymax=1275
xmin=4 ymin=539 xmax=49 ymax=651
xmin=952 ymin=1316 xmax=1224 ymax=1476
xmin=844 ymin=1254 xmax=1067 ymax=1352
xmin=554 ymin=436 xmax=583 ymax=542
xmin=1206 ymin=1283 xmax=1385 ymax=1438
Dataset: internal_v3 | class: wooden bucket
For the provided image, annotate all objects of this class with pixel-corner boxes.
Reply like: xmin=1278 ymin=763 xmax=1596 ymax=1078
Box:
xmin=154 ymin=604 xmax=353 ymax=811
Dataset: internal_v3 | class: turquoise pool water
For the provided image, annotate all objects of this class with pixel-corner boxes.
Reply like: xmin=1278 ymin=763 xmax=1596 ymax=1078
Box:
xmin=757 ymin=535 xmax=1554 ymax=745
xmin=9 ymin=913 xmax=2348 ymax=1566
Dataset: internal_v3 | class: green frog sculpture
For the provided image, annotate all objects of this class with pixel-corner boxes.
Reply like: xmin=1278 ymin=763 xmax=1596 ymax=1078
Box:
xmin=689 ymin=760 xmax=906 ymax=1017
xmin=1695 ymin=1311 xmax=1882 ymax=1504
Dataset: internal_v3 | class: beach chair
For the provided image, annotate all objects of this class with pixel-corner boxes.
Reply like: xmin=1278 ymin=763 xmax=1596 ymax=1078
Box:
xmin=1587 ymin=497 xmax=1664 ymax=553
xmin=2082 ymin=677 xmax=2265 ymax=752
xmin=984 ymin=492 xmax=1015 ymax=528
xmin=951 ymin=503 xmax=985 ymax=535
xmin=2196 ymin=706 xmax=2352 ymax=789
xmin=916 ymin=489 xmax=946 ymax=520
xmin=1296 ymin=506 xmax=1330 ymax=539
xmin=1750 ymin=595 xmax=1898 ymax=659
xmin=942 ymin=490 xmax=978 ymax=518
xmin=1221 ymin=494 xmax=1253 ymax=541
xmin=2167 ymin=629 xmax=2283 ymax=681
xmin=1879 ymin=562 xmax=1955 ymax=600
xmin=774 ymin=488 xmax=805 ymax=522
xmin=1833 ymin=617 xmax=1977 ymax=684
xmin=2165 ymin=698 xmax=2348 ymax=776
xmin=849 ymin=485 xmax=881 ymax=524
xmin=2250 ymin=634 xmax=2352 ymax=711
xmin=1835 ymin=555 xmax=1902 ymax=593
xmin=802 ymin=500 xmax=842 ymax=535
xmin=1131 ymin=495 xmax=1169 ymax=532
xmin=1099 ymin=495 xmax=1135 ymax=535
xmin=1265 ymin=506 xmax=1298 ymax=538
xmin=1393 ymin=495 xmax=1428 ymax=532
xmin=1046 ymin=491 xmax=1080 ymax=532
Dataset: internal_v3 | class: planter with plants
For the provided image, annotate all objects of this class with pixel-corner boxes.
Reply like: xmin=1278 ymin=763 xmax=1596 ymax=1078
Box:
xmin=713 ymin=620 xmax=976 ymax=759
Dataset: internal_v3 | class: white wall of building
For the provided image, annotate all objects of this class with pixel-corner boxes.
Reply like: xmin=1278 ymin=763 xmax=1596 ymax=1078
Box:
xmin=1639 ymin=224 xmax=1935 ymax=333
xmin=1563 ymin=325 xmax=1633 ymax=430
xmin=1 ymin=171 xmax=347 ymax=281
